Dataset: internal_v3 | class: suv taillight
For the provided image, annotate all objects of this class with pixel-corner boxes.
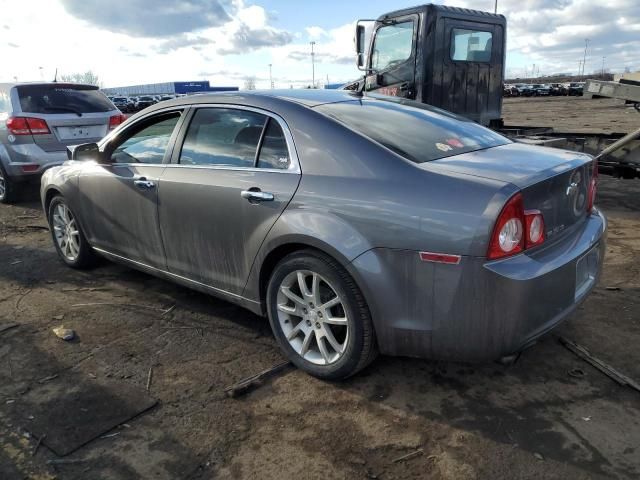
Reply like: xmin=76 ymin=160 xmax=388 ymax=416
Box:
xmin=487 ymin=193 xmax=547 ymax=260
xmin=109 ymin=114 xmax=126 ymax=130
xmin=6 ymin=117 xmax=50 ymax=136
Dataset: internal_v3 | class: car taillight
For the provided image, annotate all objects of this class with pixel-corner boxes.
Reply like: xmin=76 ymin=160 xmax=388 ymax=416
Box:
xmin=109 ymin=114 xmax=126 ymax=130
xmin=6 ymin=116 xmax=50 ymax=136
xmin=487 ymin=192 xmax=547 ymax=260
xmin=487 ymin=193 xmax=525 ymax=260
xmin=524 ymin=210 xmax=545 ymax=248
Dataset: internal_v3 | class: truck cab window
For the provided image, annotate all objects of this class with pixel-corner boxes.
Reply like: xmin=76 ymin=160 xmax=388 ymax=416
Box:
xmin=451 ymin=29 xmax=492 ymax=62
xmin=371 ymin=21 xmax=414 ymax=71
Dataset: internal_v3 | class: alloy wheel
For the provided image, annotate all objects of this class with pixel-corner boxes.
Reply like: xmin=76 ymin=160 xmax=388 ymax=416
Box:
xmin=276 ymin=270 xmax=350 ymax=365
xmin=52 ymin=203 xmax=81 ymax=261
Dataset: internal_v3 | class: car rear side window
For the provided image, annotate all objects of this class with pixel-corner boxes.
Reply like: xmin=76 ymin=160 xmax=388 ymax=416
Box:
xmin=451 ymin=29 xmax=493 ymax=62
xmin=316 ymin=98 xmax=510 ymax=163
xmin=180 ymin=108 xmax=267 ymax=168
xmin=16 ymin=84 xmax=114 ymax=114
xmin=110 ymin=113 xmax=181 ymax=164
xmin=257 ymin=119 xmax=290 ymax=170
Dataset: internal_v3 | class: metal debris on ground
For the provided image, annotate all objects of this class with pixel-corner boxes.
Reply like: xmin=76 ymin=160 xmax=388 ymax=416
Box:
xmin=53 ymin=326 xmax=75 ymax=341
xmin=146 ymin=367 xmax=153 ymax=392
xmin=100 ymin=432 xmax=120 ymax=439
xmin=392 ymin=448 xmax=424 ymax=463
xmin=46 ymin=459 xmax=87 ymax=465
xmin=605 ymin=286 xmax=622 ymax=291
xmin=38 ymin=374 xmax=59 ymax=384
xmin=71 ymin=302 xmax=175 ymax=314
xmin=225 ymin=360 xmax=292 ymax=398
xmin=534 ymin=452 xmax=545 ymax=461
xmin=568 ymin=368 xmax=586 ymax=378
xmin=559 ymin=336 xmax=640 ymax=393
xmin=24 ymin=225 xmax=49 ymax=231
xmin=32 ymin=434 xmax=46 ymax=456
xmin=10 ymin=260 xmax=22 ymax=265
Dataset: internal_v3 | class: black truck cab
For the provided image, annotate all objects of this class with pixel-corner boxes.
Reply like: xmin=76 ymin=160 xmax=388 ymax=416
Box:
xmin=356 ymin=4 xmax=506 ymax=127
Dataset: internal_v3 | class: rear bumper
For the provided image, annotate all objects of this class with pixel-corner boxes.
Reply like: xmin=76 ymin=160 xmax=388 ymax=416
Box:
xmin=3 ymin=145 xmax=67 ymax=180
xmin=349 ymin=209 xmax=606 ymax=362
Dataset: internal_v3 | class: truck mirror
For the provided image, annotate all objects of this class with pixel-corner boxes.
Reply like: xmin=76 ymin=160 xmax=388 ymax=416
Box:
xmin=355 ymin=21 xmax=374 ymax=70
xmin=356 ymin=24 xmax=366 ymax=68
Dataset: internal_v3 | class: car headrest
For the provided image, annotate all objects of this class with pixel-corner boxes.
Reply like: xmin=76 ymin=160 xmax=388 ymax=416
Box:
xmin=234 ymin=126 xmax=263 ymax=146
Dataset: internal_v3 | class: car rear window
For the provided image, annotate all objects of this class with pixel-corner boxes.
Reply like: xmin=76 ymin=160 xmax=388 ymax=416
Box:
xmin=316 ymin=98 xmax=510 ymax=163
xmin=16 ymin=84 xmax=114 ymax=114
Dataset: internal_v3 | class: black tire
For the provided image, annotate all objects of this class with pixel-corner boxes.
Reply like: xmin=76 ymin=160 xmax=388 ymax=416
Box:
xmin=266 ymin=249 xmax=378 ymax=380
xmin=0 ymin=163 xmax=16 ymax=204
xmin=48 ymin=195 xmax=97 ymax=269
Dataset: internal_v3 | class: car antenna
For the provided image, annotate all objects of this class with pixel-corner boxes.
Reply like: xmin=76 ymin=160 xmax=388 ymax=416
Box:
xmin=53 ymin=68 xmax=58 ymax=83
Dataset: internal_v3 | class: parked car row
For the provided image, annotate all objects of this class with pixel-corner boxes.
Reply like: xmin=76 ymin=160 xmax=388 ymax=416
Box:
xmin=504 ymin=82 xmax=585 ymax=97
xmin=106 ymin=94 xmax=181 ymax=113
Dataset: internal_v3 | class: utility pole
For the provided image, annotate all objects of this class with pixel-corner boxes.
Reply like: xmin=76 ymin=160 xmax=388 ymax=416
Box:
xmin=578 ymin=60 xmax=582 ymax=77
xmin=310 ymin=41 xmax=316 ymax=89
xmin=601 ymin=56 xmax=605 ymax=77
xmin=268 ymin=63 xmax=274 ymax=89
xmin=581 ymin=38 xmax=589 ymax=76
xmin=494 ymin=0 xmax=498 ymax=14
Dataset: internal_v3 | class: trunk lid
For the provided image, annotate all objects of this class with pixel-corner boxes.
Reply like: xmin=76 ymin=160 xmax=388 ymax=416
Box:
xmin=424 ymin=142 xmax=596 ymax=241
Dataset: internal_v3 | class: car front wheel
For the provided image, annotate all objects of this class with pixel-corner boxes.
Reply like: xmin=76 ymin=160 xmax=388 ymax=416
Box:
xmin=48 ymin=196 xmax=97 ymax=268
xmin=266 ymin=250 xmax=377 ymax=380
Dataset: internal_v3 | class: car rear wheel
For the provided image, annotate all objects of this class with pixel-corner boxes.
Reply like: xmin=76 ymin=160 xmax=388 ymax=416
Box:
xmin=48 ymin=196 xmax=97 ymax=269
xmin=266 ymin=250 xmax=377 ymax=380
xmin=0 ymin=164 xmax=16 ymax=204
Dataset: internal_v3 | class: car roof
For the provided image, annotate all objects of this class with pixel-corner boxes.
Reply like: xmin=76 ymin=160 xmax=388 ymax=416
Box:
xmin=149 ymin=89 xmax=364 ymax=111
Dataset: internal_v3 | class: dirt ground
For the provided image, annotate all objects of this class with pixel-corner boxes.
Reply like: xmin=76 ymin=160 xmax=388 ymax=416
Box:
xmin=1 ymin=176 xmax=640 ymax=480
xmin=503 ymin=96 xmax=638 ymax=134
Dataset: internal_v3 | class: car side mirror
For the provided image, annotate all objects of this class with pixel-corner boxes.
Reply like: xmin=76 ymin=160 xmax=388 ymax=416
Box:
xmin=67 ymin=142 xmax=104 ymax=163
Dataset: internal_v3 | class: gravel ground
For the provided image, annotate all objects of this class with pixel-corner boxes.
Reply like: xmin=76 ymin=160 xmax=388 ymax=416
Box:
xmin=1 ymin=176 xmax=640 ymax=480
xmin=503 ymin=96 xmax=639 ymax=134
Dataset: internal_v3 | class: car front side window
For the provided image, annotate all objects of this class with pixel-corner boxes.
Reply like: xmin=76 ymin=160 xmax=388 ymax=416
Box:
xmin=110 ymin=113 xmax=181 ymax=164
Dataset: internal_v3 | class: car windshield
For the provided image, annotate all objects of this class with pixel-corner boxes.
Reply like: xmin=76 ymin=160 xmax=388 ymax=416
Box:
xmin=16 ymin=84 xmax=114 ymax=114
xmin=316 ymin=97 xmax=510 ymax=163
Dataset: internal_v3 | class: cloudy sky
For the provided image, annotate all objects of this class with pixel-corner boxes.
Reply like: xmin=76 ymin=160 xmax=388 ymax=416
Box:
xmin=1 ymin=0 xmax=639 ymax=89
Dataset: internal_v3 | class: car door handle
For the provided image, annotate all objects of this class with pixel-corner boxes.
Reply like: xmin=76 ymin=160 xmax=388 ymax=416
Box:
xmin=134 ymin=178 xmax=155 ymax=189
xmin=241 ymin=190 xmax=274 ymax=202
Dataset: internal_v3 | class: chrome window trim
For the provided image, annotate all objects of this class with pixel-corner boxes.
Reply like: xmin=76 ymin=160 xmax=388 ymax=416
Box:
xmin=173 ymin=103 xmax=301 ymax=174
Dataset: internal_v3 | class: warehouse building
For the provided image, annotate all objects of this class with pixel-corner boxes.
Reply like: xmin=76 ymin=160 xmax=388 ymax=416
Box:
xmin=102 ymin=80 xmax=238 ymax=96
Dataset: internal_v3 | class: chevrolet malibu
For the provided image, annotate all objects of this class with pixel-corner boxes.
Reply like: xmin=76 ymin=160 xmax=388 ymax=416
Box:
xmin=41 ymin=90 xmax=605 ymax=379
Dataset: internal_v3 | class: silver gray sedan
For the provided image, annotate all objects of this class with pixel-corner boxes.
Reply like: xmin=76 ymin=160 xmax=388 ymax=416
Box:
xmin=41 ymin=90 xmax=605 ymax=379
